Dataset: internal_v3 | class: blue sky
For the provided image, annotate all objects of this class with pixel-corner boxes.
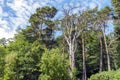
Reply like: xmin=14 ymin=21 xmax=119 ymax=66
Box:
xmin=0 ymin=0 xmax=111 ymax=39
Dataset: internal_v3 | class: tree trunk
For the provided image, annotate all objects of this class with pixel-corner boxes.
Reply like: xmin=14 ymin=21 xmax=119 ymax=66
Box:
xmin=103 ymin=31 xmax=111 ymax=71
xmin=62 ymin=36 xmax=65 ymax=62
xmin=82 ymin=33 xmax=87 ymax=80
xmin=99 ymin=37 xmax=103 ymax=72
xmin=69 ymin=44 xmax=75 ymax=78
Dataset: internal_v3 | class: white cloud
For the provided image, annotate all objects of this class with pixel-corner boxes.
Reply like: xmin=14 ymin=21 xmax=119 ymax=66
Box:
xmin=55 ymin=0 xmax=63 ymax=3
xmin=0 ymin=0 xmax=51 ymax=39
xmin=91 ymin=0 xmax=111 ymax=9
xmin=7 ymin=0 xmax=49 ymax=21
xmin=2 ymin=12 xmax=9 ymax=17
xmin=89 ymin=2 xmax=97 ymax=9
xmin=0 ymin=27 xmax=16 ymax=39
xmin=0 ymin=7 xmax=2 ymax=17
xmin=0 ymin=18 xmax=16 ymax=39
xmin=0 ymin=0 xmax=4 ymax=5
xmin=0 ymin=19 xmax=8 ymax=29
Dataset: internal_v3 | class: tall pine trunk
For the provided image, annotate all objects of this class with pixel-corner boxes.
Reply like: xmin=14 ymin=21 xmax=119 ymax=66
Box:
xmin=82 ymin=33 xmax=87 ymax=80
xmin=99 ymin=37 xmax=103 ymax=72
xmin=103 ymin=30 xmax=111 ymax=71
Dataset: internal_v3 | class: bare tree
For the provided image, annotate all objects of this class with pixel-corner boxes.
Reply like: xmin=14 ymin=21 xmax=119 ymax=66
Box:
xmin=59 ymin=5 xmax=98 ymax=79
xmin=60 ymin=6 xmax=84 ymax=77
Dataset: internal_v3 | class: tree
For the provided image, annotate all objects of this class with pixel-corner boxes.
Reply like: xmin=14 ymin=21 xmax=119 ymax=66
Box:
xmin=98 ymin=30 xmax=103 ymax=72
xmin=79 ymin=8 xmax=97 ymax=80
xmin=22 ymin=6 xmax=57 ymax=49
xmin=112 ymin=0 xmax=120 ymax=16
xmin=85 ymin=30 xmax=100 ymax=77
xmin=59 ymin=6 xmax=98 ymax=79
xmin=3 ymin=52 xmax=17 ymax=80
xmin=107 ymin=33 xmax=120 ymax=70
xmin=111 ymin=0 xmax=120 ymax=69
xmin=39 ymin=48 xmax=70 ymax=80
xmin=112 ymin=0 xmax=120 ymax=54
xmin=95 ymin=7 xmax=111 ymax=71
xmin=2 ymin=6 xmax=58 ymax=80
xmin=5 ymin=31 xmax=45 ymax=80
xmin=60 ymin=8 xmax=81 ymax=77
xmin=93 ymin=13 xmax=104 ymax=72
xmin=0 ymin=46 xmax=6 ymax=80
xmin=0 ymin=38 xmax=7 ymax=48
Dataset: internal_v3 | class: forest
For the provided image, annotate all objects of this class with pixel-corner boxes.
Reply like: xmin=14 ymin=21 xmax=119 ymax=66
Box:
xmin=0 ymin=0 xmax=120 ymax=80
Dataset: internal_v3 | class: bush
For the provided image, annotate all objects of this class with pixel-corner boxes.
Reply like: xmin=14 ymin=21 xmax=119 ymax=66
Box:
xmin=89 ymin=69 xmax=120 ymax=80
xmin=38 ymin=48 xmax=71 ymax=80
xmin=3 ymin=52 xmax=17 ymax=80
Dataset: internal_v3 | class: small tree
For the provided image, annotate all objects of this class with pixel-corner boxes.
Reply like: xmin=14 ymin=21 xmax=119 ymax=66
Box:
xmin=3 ymin=53 xmax=17 ymax=80
xmin=39 ymin=48 xmax=70 ymax=80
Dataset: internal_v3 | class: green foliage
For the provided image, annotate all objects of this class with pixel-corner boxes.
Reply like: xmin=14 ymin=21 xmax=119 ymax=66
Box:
xmin=0 ymin=46 xmax=6 ymax=80
xmin=6 ymin=33 xmax=28 ymax=52
xmin=4 ymin=37 xmax=45 ymax=80
xmin=112 ymin=0 xmax=120 ymax=37
xmin=3 ymin=52 xmax=17 ymax=80
xmin=0 ymin=46 xmax=6 ymax=59
xmin=112 ymin=0 xmax=120 ymax=15
xmin=89 ymin=69 xmax=120 ymax=80
xmin=0 ymin=6 xmax=58 ymax=80
xmin=23 ymin=6 xmax=57 ymax=45
xmin=14 ymin=40 xmax=44 ymax=80
xmin=39 ymin=48 xmax=70 ymax=80
xmin=39 ymin=74 xmax=51 ymax=80
xmin=112 ymin=0 xmax=120 ymax=69
xmin=75 ymin=31 xmax=100 ymax=79
xmin=114 ymin=69 xmax=120 ymax=80
xmin=0 ymin=38 xmax=7 ymax=47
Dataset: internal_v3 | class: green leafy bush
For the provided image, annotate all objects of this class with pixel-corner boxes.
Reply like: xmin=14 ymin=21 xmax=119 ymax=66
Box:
xmin=89 ymin=69 xmax=120 ymax=80
xmin=3 ymin=52 xmax=17 ymax=80
xmin=38 ymin=48 xmax=70 ymax=80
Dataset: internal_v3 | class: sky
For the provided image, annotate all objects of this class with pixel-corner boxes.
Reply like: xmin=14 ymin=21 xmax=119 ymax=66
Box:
xmin=0 ymin=0 xmax=112 ymax=39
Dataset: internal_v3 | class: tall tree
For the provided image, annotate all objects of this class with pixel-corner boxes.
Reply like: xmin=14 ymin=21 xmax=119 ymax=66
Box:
xmin=22 ymin=6 xmax=57 ymax=49
xmin=81 ymin=32 xmax=86 ymax=80
xmin=60 ymin=7 xmax=82 ymax=77
xmin=60 ymin=6 xmax=98 ymax=79
xmin=98 ymin=30 xmax=103 ymax=72
xmin=93 ymin=16 xmax=104 ymax=72
xmin=79 ymin=8 xmax=97 ymax=80
xmin=96 ymin=7 xmax=111 ymax=71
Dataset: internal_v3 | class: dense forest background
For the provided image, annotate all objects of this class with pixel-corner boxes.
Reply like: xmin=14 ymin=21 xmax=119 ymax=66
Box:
xmin=0 ymin=0 xmax=120 ymax=80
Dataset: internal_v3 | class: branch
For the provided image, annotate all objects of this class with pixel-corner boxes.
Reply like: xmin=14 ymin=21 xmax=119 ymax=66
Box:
xmin=108 ymin=37 xmax=119 ymax=47
xmin=64 ymin=34 xmax=70 ymax=46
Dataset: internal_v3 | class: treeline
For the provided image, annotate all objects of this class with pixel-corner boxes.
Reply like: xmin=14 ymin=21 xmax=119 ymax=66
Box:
xmin=0 ymin=0 xmax=120 ymax=80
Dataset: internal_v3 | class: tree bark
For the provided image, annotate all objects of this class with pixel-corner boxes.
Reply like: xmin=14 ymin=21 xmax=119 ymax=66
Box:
xmin=69 ymin=43 xmax=75 ymax=78
xmin=99 ymin=37 xmax=103 ymax=72
xmin=82 ymin=33 xmax=87 ymax=80
xmin=103 ymin=30 xmax=111 ymax=71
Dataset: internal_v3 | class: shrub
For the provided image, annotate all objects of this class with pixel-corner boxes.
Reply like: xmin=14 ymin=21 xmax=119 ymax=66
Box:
xmin=38 ymin=48 xmax=70 ymax=80
xmin=89 ymin=69 xmax=120 ymax=80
